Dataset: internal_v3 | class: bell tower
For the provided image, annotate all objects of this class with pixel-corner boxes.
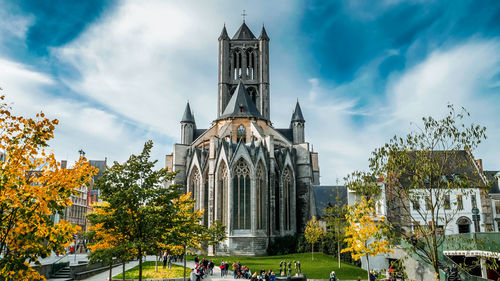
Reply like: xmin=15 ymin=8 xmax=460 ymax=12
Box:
xmin=218 ymin=22 xmax=270 ymax=120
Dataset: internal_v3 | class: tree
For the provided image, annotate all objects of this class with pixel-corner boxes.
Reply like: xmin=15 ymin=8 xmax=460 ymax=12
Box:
xmin=351 ymin=105 xmax=487 ymax=280
xmin=207 ymin=219 xmax=227 ymax=256
xmin=167 ymin=193 xmax=208 ymax=281
xmin=304 ymin=216 xmax=323 ymax=260
xmin=91 ymin=141 xmax=181 ymax=281
xmin=324 ymin=203 xmax=347 ymax=268
xmin=342 ymin=197 xmax=392 ymax=281
xmin=0 ymin=95 xmax=96 ymax=280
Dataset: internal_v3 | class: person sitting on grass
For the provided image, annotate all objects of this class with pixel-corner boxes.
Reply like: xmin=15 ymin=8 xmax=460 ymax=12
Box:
xmin=330 ymin=271 xmax=337 ymax=281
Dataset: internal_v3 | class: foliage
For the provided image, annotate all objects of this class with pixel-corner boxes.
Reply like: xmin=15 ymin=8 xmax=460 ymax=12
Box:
xmin=209 ymin=252 xmax=366 ymax=280
xmin=323 ymin=203 xmax=348 ymax=267
xmin=350 ymin=105 xmax=487 ymax=280
xmin=88 ymin=141 xmax=182 ymax=281
xmin=0 ymin=95 xmax=96 ymax=280
xmin=114 ymin=261 xmax=185 ymax=280
xmin=304 ymin=216 xmax=323 ymax=260
xmin=206 ymin=219 xmax=226 ymax=255
xmin=342 ymin=197 xmax=392 ymax=280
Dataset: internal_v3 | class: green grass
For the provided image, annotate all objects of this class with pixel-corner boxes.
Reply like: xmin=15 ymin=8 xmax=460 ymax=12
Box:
xmin=113 ymin=261 xmax=185 ymax=279
xmin=204 ymin=252 xmax=367 ymax=280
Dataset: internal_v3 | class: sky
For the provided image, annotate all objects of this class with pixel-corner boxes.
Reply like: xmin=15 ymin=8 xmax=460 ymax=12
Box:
xmin=1 ymin=0 xmax=499 ymax=184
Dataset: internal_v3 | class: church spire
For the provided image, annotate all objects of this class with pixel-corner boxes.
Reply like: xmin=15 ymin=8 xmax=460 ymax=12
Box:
xmin=259 ymin=25 xmax=269 ymax=41
xmin=181 ymin=102 xmax=195 ymax=123
xmin=219 ymin=24 xmax=229 ymax=40
xmin=291 ymin=100 xmax=305 ymax=122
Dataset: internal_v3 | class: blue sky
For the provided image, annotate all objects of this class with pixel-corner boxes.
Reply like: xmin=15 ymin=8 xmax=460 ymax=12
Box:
xmin=1 ymin=0 xmax=499 ymax=183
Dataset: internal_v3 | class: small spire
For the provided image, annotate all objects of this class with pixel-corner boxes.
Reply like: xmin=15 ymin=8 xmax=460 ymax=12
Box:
xmin=219 ymin=24 xmax=229 ymax=40
xmin=259 ymin=24 xmax=269 ymax=41
xmin=241 ymin=9 xmax=247 ymax=23
xmin=181 ymin=102 xmax=195 ymax=123
xmin=291 ymin=100 xmax=305 ymax=122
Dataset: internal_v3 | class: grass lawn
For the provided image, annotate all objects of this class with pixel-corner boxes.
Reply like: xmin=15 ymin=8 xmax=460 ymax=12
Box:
xmin=206 ymin=252 xmax=366 ymax=280
xmin=113 ymin=261 xmax=185 ymax=280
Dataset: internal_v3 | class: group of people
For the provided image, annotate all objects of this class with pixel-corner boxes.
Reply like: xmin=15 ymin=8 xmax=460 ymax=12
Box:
xmin=231 ymin=261 xmax=251 ymax=279
xmin=251 ymin=269 xmax=276 ymax=281
xmin=443 ymin=263 xmax=461 ymax=281
xmin=193 ymin=256 xmax=215 ymax=281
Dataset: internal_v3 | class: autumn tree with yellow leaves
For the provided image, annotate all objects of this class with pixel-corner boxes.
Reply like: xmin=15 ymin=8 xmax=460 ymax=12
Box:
xmin=342 ymin=197 xmax=392 ymax=281
xmin=0 ymin=95 xmax=96 ymax=280
xmin=304 ymin=216 xmax=323 ymax=260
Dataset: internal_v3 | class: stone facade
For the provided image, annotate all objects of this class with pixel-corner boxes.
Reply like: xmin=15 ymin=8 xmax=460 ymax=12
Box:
xmin=166 ymin=22 xmax=320 ymax=255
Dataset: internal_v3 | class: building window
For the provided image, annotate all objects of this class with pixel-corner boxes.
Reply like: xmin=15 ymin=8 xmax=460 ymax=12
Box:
xmin=471 ymin=195 xmax=477 ymax=208
xmin=283 ymin=167 xmax=292 ymax=231
xmin=256 ymin=163 xmax=265 ymax=230
xmin=494 ymin=200 xmax=500 ymax=216
xmin=457 ymin=194 xmax=463 ymax=210
xmin=444 ymin=194 xmax=451 ymax=210
xmin=218 ymin=162 xmax=228 ymax=226
xmin=233 ymin=159 xmax=251 ymax=230
xmin=190 ymin=168 xmax=201 ymax=210
xmin=412 ymin=199 xmax=420 ymax=211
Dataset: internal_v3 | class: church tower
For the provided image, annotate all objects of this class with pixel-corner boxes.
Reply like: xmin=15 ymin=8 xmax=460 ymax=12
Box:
xmin=180 ymin=102 xmax=195 ymax=144
xmin=218 ymin=22 xmax=270 ymax=120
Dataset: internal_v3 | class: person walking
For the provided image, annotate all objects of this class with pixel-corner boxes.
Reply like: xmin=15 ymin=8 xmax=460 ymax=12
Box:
xmin=167 ymin=253 xmax=173 ymax=269
xmin=163 ymin=252 xmax=168 ymax=269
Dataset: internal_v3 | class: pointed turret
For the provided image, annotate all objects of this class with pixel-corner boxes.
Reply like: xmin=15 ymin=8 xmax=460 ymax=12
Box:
xmin=219 ymin=24 xmax=229 ymax=41
xmin=181 ymin=102 xmax=196 ymax=144
xmin=291 ymin=100 xmax=305 ymax=122
xmin=181 ymin=102 xmax=195 ymax=123
xmin=290 ymin=100 xmax=305 ymax=144
xmin=258 ymin=25 xmax=269 ymax=41
xmin=218 ymin=81 xmax=266 ymax=120
xmin=232 ymin=22 xmax=256 ymax=40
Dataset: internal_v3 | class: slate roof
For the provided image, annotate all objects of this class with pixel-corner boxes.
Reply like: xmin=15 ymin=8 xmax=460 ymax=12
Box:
xmin=194 ymin=129 xmax=207 ymax=140
xmin=291 ymin=101 xmax=305 ymax=122
xmin=276 ymin=128 xmax=293 ymax=142
xmin=484 ymin=170 xmax=500 ymax=194
xmin=232 ymin=22 xmax=256 ymax=40
xmin=217 ymin=81 xmax=265 ymax=120
xmin=313 ymin=185 xmax=347 ymax=217
xmin=181 ymin=102 xmax=195 ymax=123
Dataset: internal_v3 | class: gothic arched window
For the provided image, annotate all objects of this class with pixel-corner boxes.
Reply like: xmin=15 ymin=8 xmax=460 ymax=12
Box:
xmin=190 ymin=167 xmax=201 ymax=210
xmin=283 ymin=167 xmax=292 ymax=231
xmin=217 ymin=162 xmax=229 ymax=226
xmin=233 ymin=49 xmax=242 ymax=79
xmin=256 ymin=162 xmax=265 ymax=229
xmin=233 ymin=159 xmax=251 ymax=230
xmin=236 ymin=125 xmax=246 ymax=143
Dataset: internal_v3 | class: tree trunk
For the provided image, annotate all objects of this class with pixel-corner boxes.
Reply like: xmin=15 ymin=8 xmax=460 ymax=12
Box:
xmin=183 ymin=245 xmax=187 ymax=281
xmin=337 ymin=239 xmax=341 ymax=268
xmin=311 ymin=243 xmax=314 ymax=260
xmin=139 ymin=247 xmax=143 ymax=281
xmin=156 ymin=254 xmax=158 ymax=272
xmin=109 ymin=262 xmax=112 ymax=281
xmin=122 ymin=261 xmax=126 ymax=281
xmin=366 ymin=255 xmax=370 ymax=281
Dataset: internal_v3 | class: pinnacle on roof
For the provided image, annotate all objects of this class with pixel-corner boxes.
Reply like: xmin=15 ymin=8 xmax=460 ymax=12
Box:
xmin=259 ymin=25 xmax=269 ymax=40
xmin=232 ymin=22 xmax=256 ymax=40
xmin=181 ymin=102 xmax=195 ymax=123
xmin=291 ymin=100 xmax=305 ymax=122
xmin=218 ymin=81 xmax=265 ymax=120
xmin=219 ymin=24 xmax=229 ymax=40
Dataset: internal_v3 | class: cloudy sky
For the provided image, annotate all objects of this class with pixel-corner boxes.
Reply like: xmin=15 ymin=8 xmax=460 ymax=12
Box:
xmin=1 ymin=0 xmax=499 ymax=184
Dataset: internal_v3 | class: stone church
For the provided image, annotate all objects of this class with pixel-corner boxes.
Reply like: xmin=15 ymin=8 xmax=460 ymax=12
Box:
xmin=166 ymin=22 xmax=320 ymax=255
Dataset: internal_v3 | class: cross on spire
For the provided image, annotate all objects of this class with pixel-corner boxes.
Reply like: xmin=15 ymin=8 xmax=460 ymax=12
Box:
xmin=241 ymin=9 xmax=247 ymax=22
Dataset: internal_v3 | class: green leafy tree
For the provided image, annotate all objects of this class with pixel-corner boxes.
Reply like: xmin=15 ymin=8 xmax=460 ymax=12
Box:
xmin=207 ymin=219 xmax=227 ymax=256
xmin=304 ymin=216 xmax=323 ymax=260
xmin=324 ymin=203 xmax=347 ymax=268
xmin=90 ymin=141 xmax=181 ymax=281
xmin=347 ymin=105 xmax=487 ymax=280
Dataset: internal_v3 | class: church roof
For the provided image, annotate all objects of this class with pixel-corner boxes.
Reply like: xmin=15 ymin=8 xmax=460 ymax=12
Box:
xmin=313 ymin=185 xmax=348 ymax=217
xmin=218 ymin=81 xmax=265 ymax=120
xmin=232 ymin=22 xmax=256 ymax=40
xmin=181 ymin=102 xmax=195 ymax=123
xmin=485 ymin=170 xmax=500 ymax=194
xmin=276 ymin=128 xmax=293 ymax=142
xmin=291 ymin=101 xmax=305 ymax=122
xmin=259 ymin=25 xmax=269 ymax=40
